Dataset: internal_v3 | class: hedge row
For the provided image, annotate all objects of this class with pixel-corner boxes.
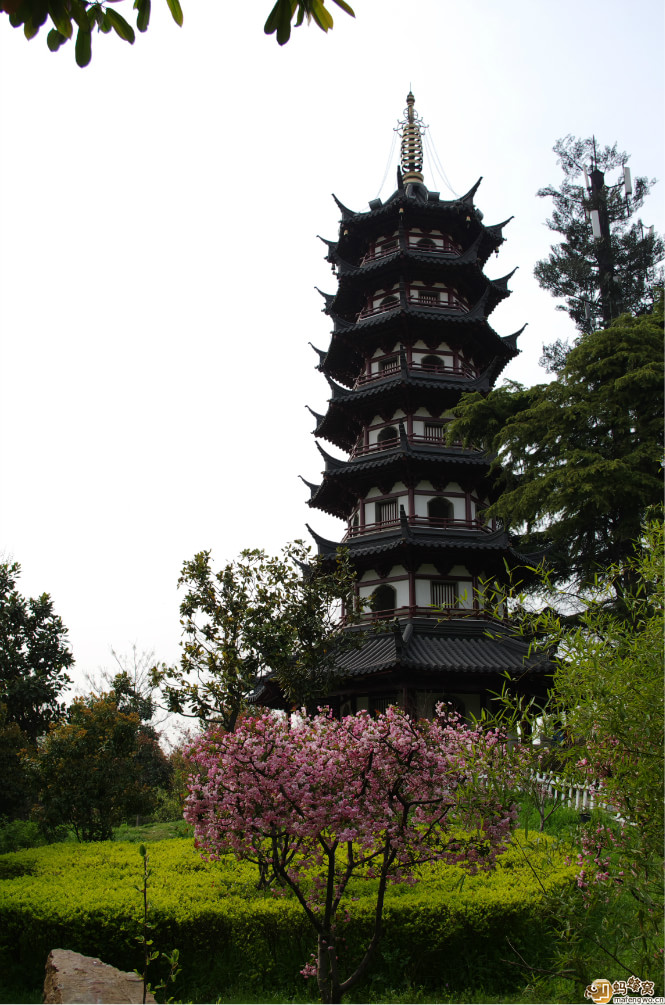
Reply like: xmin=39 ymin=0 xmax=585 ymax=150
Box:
xmin=0 ymin=833 xmax=576 ymax=1001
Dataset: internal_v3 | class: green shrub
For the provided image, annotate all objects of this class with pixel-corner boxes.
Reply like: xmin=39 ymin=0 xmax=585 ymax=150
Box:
xmin=0 ymin=833 xmax=576 ymax=1003
xmin=0 ymin=819 xmax=46 ymax=855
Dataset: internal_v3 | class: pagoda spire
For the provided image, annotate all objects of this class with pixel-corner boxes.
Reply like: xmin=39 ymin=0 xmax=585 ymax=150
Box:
xmin=398 ymin=91 xmax=425 ymax=184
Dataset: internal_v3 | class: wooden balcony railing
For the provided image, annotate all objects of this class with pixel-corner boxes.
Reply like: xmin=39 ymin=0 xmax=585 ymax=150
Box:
xmin=353 ymin=358 xmax=477 ymax=387
xmin=357 ymin=294 xmax=468 ymax=320
xmin=342 ymin=605 xmax=507 ymax=625
xmin=348 ymin=432 xmax=467 ymax=459
xmin=359 ymin=238 xmax=462 ymax=265
xmin=342 ymin=516 xmax=492 ymax=541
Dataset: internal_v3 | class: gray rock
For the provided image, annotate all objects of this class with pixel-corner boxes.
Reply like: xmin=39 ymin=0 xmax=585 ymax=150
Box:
xmin=43 ymin=949 xmax=157 ymax=1004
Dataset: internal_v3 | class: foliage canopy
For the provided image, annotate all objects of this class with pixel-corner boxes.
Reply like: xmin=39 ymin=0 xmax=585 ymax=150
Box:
xmin=153 ymin=541 xmax=360 ymax=731
xmin=534 ymin=135 xmax=663 ymax=360
xmin=1 ymin=0 xmax=354 ymax=66
xmin=449 ymin=302 xmax=664 ymax=593
xmin=30 ymin=692 xmax=169 ymax=841
xmin=0 ymin=561 xmax=74 ymax=743
xmin=496 ymin=521 xmax=664 ymax=982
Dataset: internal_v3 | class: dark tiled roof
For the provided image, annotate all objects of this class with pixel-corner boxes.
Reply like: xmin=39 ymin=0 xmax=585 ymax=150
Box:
xmin=337 ymin=623 xmax=549 ymax=678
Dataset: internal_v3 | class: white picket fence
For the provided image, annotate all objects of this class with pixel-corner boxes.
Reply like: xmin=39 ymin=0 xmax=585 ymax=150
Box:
xmin=533 ymin=772 xmax=596 ymax=812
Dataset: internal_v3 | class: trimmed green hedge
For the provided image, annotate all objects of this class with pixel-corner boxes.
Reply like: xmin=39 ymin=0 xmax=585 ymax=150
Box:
xmin=0 ymin=833 xmax=576 ymax=1001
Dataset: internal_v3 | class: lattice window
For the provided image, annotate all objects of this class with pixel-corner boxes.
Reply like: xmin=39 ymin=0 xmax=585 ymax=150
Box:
xmin=372 ymin=693 xmax=399 ymax=714
xmin=424 ymin=422 xmax=445 ymax=442
xmin=379 ymin=356 xmax=399 ymax=374
xmin=431 ymin=581 xmax=458 ymax=607
xmin=376 ymin=499 xmax=398 ymax=524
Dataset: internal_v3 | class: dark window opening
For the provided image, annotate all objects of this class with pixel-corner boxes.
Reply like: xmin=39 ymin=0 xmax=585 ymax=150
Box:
xmin=370 ymin=584 xmax=396 ymax=614
xmin=377 ymin=425 xmax=398 ymax=447
xmin=428 ymin=497 xmax=453 ymax=522
xmin=421 ymin=354 xmax=444 ymax=371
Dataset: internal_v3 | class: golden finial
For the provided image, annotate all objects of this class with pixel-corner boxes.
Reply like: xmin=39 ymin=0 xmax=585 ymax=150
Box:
xmin=397 ymin=91 xmax=425 ymax=183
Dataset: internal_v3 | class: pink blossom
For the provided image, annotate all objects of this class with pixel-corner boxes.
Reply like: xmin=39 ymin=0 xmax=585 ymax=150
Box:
xmin=184 ymin=707 xmax=518 ymax=1002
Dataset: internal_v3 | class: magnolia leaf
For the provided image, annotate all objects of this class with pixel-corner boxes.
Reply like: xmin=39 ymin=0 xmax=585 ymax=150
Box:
xmin=276 ymin=0 xmax=292 ymax=43
xmin=263 ymin=0 xmax=282 ymax=33
xmin=105 ymin=7 xmax=135 ymax=42
xmin=23 ymin=17 xmax=41 ymax=38
xmin=309 ymin=0 xmax=333 ymax=30
xmin=164 ymin=0 xmax=183 ymax=27
xmin=74 ymin=23 xmax=91 ymax=65
xmin=136 ymin=0 xmax=150 ymax=33
xmin=46 ymin=26 xmax=67 ymax=48
xmin=46 ymin=0 xmax=72 ymax=37
xmin=330 ymin=0 xmax=354 ymax=14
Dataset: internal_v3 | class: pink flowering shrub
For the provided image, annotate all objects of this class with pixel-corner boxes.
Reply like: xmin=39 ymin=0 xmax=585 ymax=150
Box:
xmin=185 ymin=706 xmax=518 ymax=1004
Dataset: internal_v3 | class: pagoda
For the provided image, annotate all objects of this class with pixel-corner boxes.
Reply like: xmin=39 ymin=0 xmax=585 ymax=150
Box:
xmin=299 ymin=93 xmax=549 ymax=720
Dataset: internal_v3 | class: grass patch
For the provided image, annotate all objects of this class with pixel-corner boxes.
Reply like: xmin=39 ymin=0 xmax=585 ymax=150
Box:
xmin=112 ymin=819 xmax=193 ymax=842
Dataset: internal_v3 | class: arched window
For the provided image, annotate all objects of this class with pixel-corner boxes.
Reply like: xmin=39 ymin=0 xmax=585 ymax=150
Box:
xmin=379 ymin=294 xmax=399 ymax=309
xmin=421 ymin=354 xmax=444 ymax=372
xmin=416 ymin=237 xmax=436 ymax=249
xmin=377 ymin=425 xmax=398 ymax=447
xmin=428 ymin=497 xmax=454 ymax=525
xmin=370 ymin=584 xmax=396 ymax=615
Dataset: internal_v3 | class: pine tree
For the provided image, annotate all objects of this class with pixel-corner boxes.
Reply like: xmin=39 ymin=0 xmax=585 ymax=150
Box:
xmin=449 ymin=299 xmax=664 ymax=596
xmin=535 ymin=135 xmax=663 ymax=368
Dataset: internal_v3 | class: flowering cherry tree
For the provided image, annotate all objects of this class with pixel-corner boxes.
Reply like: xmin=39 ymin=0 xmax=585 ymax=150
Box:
xmin=185 ymin=707 xmax=518 ymax=1004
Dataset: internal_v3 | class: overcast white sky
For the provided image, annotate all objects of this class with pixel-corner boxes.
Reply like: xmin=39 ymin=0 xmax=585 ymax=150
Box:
xmin=1 ymin=0 xmax=663 ymax=700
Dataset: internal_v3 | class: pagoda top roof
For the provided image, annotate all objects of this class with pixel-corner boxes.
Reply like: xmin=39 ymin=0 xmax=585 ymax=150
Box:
xmin=332 ymin=173 xmax=484 ymax=223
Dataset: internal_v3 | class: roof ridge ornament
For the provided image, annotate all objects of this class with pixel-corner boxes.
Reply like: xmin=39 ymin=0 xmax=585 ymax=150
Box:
xmin=396 ymin=91 xmax=426 ymax=184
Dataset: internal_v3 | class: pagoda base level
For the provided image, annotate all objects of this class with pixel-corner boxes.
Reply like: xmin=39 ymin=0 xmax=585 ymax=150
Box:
xmin=252 ymin=618 xmax=551 ymax=720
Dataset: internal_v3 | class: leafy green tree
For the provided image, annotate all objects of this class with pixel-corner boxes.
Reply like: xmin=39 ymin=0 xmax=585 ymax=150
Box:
xmin=449 ymin=302 xmax=663 ymax=595
xmin=0 ymin=703 xmax=33 ymax=820
xmin=0 ymin=561 xmax=74 ymax=743
xmin=86 ymin=644 xmax=167 ymax=726
xmin=31 ymin=692 xmax=167 ymax=840
xmin=152 ymin=541 xmax=360 ymax=731
xmin=1 ymin=0 xmax=354 ymax=67
xmin=534 ymin=135 xmax=663 ymax=366
xmin=494 ymin=522 xmax=663 ymax=985
xmin=264 ymin=0 xmax=353 ymax=44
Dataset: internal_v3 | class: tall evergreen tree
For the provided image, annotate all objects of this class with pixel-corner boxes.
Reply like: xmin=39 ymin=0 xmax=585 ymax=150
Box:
xmin=0 ymin=562 xmax=74 ymax=742
xmin=449 ymin=300 xmax=664 ymax=597
xmin=535 ymin=135 xmax=663 ymax=368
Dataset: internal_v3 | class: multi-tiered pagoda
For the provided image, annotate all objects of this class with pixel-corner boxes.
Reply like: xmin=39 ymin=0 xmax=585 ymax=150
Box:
xmin=300 ymin=93 xmax=549 ymax=720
